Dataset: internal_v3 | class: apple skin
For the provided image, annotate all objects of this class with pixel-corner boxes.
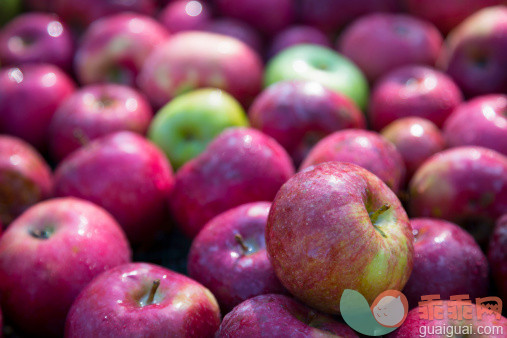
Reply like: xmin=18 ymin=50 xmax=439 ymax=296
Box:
xmin=0 ymin=13 xmax=73 ymax=71
xmin=381 ymin=117 xmax=446 ymax=183
xmin=75 ymin=13 xmax=169 ymax=87
xmin=249 ymin=80 xmax=366 ymax=165
xmin=169 ymin=127 xmax=295 ymax=238
xmin=54 ymin=132 xmax=174 ymax=244
xmin=438 ymin=6 xmax=507 ymax=97
xmin=338 ymin=13 xmax=443 ymax=82
xmin=409 ymin=146 xmax=507 ymax=244
xmin=188 ymin=202 xmax=286 ymax=312
xmin=217 ymin=294 xmax=359 ymax=337
xmin=0 ymin=197 xmax=131 ymax=337
xmin=300 ymin=129 xmax=406 ymax=193
xmin=403 ymin=218 xmax=488 ymax=309
xmin=0 ymin=0 xmax=21 ymax=25
xmin=204 ymin=19 xmax=263 ymax=55
xmin=369 ymin=65 xmax=463 ymax=130
xmin=267 ymin=25 xmax=331 ymax=59
xmin=443 ymin=94 xmax=507 ymax=156
xmin=0 ymin=136 xmax=52 ymax=226
xmin=159 ymin=0 xmax=211 ymax=34
xmin=49 ymin=83 xmax=153 ymax=163
xmin=264 ymin=44 xmax=369 ymax=110
xmin=489 ymin=214 xmax=507 ymax=302
xmin=0 ymin=64 xmax=76 ymax=153
xmin=266 ymin=162 xmax=414 ymax=314
xmin=65 ymin=262 xmax=221 ymax=337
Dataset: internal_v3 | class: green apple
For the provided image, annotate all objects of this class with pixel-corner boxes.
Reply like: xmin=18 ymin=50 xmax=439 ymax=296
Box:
xmin=264 ymin=44 xmax=369 ymax=110
xmin=0 ymin=0 xmax=21 ymax=26
xmin=148 ymin=88 xmax=249 ymax=169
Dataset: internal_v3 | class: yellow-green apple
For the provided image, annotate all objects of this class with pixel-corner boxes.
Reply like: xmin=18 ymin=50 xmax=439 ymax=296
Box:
xmin=266 ymin=162 xmax=414 ymax=314
xmin=369 ymin=65 xmax=463 ymax=130
xmin=205 ymin=18 xmax=263 ymax=55
xmin=489 ymin=214 xmax=507 ymax=301
xmin=148 ymin=88 xmax=249 ymax=169
xmin=54 ymin=132 xmax=174 ymax=244
xmin=138 ymin=31 xmax=263 ymax=108
xmin=0 ymin=0 xmax=20 ymax=26
xmin=338 ymin=14 xmax=443 ymax=82
xmin=159 ymin=0 xmax=211 ymax=34
xmin=249 ymin=80 xmax=366 ymax=165
xmin=300 ymin=129 xmax=405 ymax=193
xmin=217 ymin=294 xmax=359 ymax=337
xmin=443 ymin=94 xmax=507 ymax=156
xmin=188 ymin=202 xmax=286 ymax=312
xmin=169 ymin=127 xmax=294 ymax=238
xmin=65 ymin=262 xmax=221 ymax=337
xmin=0 ymin=135 xmax=52 ymax=226
xmin=264 ymin=44 xmax=369 ymax=109
xmin=0 ymin=198 xmax=131 ymax=337
xmin=267 ymin=25 xmax=330 ymax=59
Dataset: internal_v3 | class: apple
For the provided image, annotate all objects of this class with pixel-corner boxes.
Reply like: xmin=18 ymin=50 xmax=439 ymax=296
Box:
xmin=443 ymin=94 xmax=507 ymax=156
xmin=0 ymin=64 xmax=76 ymax=152
xmin=409 ymin=146 xmax=507 ymax=245
xmin=75 ymin=13 xmax=169 ymax=87
xmin=54 ymin=132 xmax=175 ymax=244
xmin=381 ymin=117 xmax=446 ymax=183
xmin=169 ymin=127 xmax=294 ymax=238
xmin=403 ymin=218 xmax=488 ymax=309
xmin=65 ymin=262 xmax=221 ymax=337
xmin=49 ymin=83 xmax=153 ymax=162
xmin=205 ymin=18 xmax=263 ymax=55
xmin=159 ymin=0 xmax=211 ymax=34
xmin=249 ymin=80 xmax=366 ymax=165
xmin=23 ymin=0 xmax=53 ymax=11
xmin=0 ymin=135 xmax=52 ymax=226
xmin=0 ymin=13 xmax=74 ymax=71
xmin=0 ymin=0 xmax=21 ymax=26
xmin=300 ymin=129 xmax=406 ymax=193
xmin=148 ymin=88 xmax=249 ymax=169
xmin=217 ymin=294 xmax=359 ymax=337
xmin=138 ymin=31 xmax=263 ymax=108
xmin=369 ymin=65 xmax=463 ymax=130
xmin=0 ymin=197 xmax=131 ymax=337
xmin=188 ymin=202 xmax=286 ymax=312
xmin=338 ymin=13 xmax=443 ymax=82
xmin=489 ymin=214 xmax=507 ymax=301
xmin=267 ymin=25 xmax=331 ymax=59
xmin=438 ymin=6 xmax=507 ymax=97
xmin=264 ymin=44 xmax=369 ymax=109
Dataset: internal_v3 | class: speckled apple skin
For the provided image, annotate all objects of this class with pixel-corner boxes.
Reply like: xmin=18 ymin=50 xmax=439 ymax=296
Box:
xmin=409 ymin=146 xmax=507 ymax=243
xmin=300 ymin=129 xmax=405 ymax=193
xmin=188 ymin=202 xmax=286 ymax=312
xmin=138 ymin=32 xmax=263 ymax=108
xmin=49 ymin=84 xmax=153 ymax=162
xmin=0 ymin=135 xmax=52 ymax=225
xmin=443 ymin=94 xmax=507 ymax=156
xmin=403 ymin=218 xmax=488 ymax=308
xmin=169 ymin=128 xmax=294 ymax=238
xmin=249 ymin=80 xmax=366 ymax=165
xmin=159 ymin=0 xmax=211 ymax=34
xmin=267 ymin=162 xmax=414 ymax=314
xmin=0 ymin=198 xmax=132 ymax=337
xmin=369 ymin=65 xmax=463 ymax=130
xmin=267 ymin=26 xmax=331 ymax=58
xmin=217 ymin=294 xmax=358 ymax=337
xmin=54 ymin=132 xmax=174 ymax=244
xmin=65 ymin=263 xmax=221 ymax=338
xmin=489 ymin=214 xmax=507 ymax=302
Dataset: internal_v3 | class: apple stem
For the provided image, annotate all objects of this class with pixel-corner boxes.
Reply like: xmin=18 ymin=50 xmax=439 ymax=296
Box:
xmin=234 ymin=233 xmax=250 ymax=254
xmin=30 ymin=228 xmax=51 ymax=239
xmin=146 ymin=279 xmax=160 ymax=305
xmin=73 ymin=129 xmax=90 ymax=146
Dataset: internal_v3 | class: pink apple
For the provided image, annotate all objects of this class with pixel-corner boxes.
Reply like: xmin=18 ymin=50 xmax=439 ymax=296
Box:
xmin=369 ymin=65 xmax=463 ymax=130
xmin=217 ymin=294 xmax=358 ymax=337
xmin=0 ymin=13 xmax=74 ymax=71
xmin=138 ymin=31 xmax=263 ymax=108
xmin=300 ymin=129 xmax=406 ymax=193
xmin=65 ymin=262 xmax=221 ymax=337
xmin=443 ymin=94 xmax=507 ymax=156
xmin=0 ymin=64 xmax=76 ymax=152
xmin=267 ymin=162 xmax=414 ymax=314
xmin=188 ymin=202 xmax=286 ymax=312
xmin=0 ymin=198 xmax=131 ymax=337
xmin=0 ymin=135 xmax=52 ymax=225
xmin=403 ymin=218 xmax=488 ymax=308
xmin=267 ymin=25 xmax=330 ymax=59
xmin=49 ymin=83 xmax=153 ymax=162
xmin=54 ymin=132 xmax=174 ymax=244
xmin=159 ymin=0 xmax=211 ymax=34
xmin=338 ymin=13 xmax=443 ymax=82
xmin=205 ymin=18 xmax=263 ymax=55
xmin=169 ymin=127 xmax=294 ymax=238
xmin=489 ymin=214 xmax=507 ymax=301
xmin=249 ymin=80 xmax=366 ymax=165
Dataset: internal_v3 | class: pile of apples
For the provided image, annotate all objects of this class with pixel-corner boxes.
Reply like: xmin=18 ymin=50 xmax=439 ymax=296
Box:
xmin=0 ymin=0 xmax=506 ymax=337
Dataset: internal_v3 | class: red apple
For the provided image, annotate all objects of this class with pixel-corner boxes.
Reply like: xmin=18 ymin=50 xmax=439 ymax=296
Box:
xmin=205 ymin=18 xmax=263 ymax=55
xmin=489 ymin=214 xmax=507 ymax=301
xmin=267 ymin=25 xmax=330 ymax=59
xmin=0 ymin=198 xmax=131 ymax=337
xmin=159 ymin=0 xmax=211 ymax=34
